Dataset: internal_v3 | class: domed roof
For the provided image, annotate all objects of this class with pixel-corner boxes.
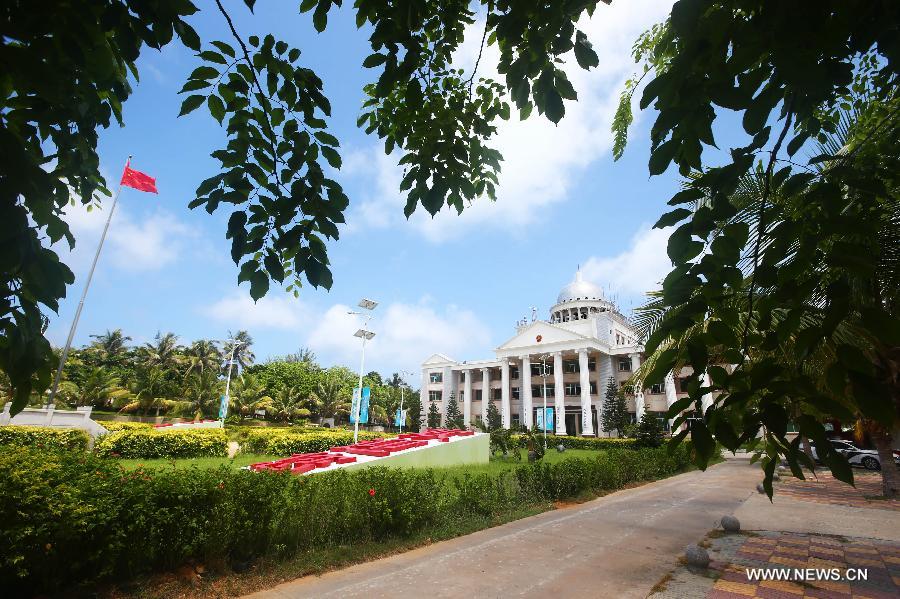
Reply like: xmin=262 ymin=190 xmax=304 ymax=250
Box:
xmin=556 ymin=270 xmax=604 ymax=304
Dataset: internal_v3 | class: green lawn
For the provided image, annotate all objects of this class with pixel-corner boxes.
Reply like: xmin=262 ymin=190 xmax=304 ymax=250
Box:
xmin=116 ymin=447 xmax=600 ymax=472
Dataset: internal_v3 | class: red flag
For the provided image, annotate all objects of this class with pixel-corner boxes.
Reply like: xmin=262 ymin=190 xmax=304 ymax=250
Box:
xmin=120 ymin=161 xmax=158 ymax=193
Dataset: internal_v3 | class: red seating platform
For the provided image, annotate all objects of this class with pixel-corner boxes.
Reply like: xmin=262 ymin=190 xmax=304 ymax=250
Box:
xmin=249 ymin=428 xmax=474 ymax=474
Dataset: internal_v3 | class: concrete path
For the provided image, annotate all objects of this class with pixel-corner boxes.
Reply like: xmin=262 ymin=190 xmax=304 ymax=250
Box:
xmin=246 ymin=459 xmax=759 ymax=599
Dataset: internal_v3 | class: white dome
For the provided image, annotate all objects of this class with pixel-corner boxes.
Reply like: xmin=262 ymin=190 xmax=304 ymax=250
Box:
xmin=556 ymin=271 xmax=604 ymax=304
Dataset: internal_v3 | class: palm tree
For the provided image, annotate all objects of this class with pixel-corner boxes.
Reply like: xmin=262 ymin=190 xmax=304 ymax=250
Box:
xmin=223 ymin=330 xmax=255 ymax=373
xmin=635 ymin=95 xmax=900 ymax=496
xmin=309 ymin=376 xmax=350 ymax=423
xmin=75 ymin=367 xmax=130 ymax=408
xmin=178 ymin=368 xmax=223 ymax=419
xmin=269 ymin=386 xmax=303 ymax=422
xmin=229 ymin=374 xmax=273 ymax=420
xmin=183 ymin=339 xmax=222 ymax=379
xmin=89 ymin=329 xmax=132 ymax=361
xmin=138 ymin=332 xmax=182 ymax=373
xmin=118 ymin=367 xmax=168 ymax=415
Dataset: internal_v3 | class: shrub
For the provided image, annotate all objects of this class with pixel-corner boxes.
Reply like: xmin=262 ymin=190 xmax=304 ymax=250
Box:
xmin=509 ymin=434 xmax=638 ymax=451
xmin=98 ymin=421 xmax=153 ymax=432
xmin=0 ymin=425 xmax=88 ymax=451
xmin=0 ymin=441 xmax=695 ymax=593
xmin=240 ymin=429 xmax=392 ymax=455
xmin=94 ymin=428 xmax=227 ymax=459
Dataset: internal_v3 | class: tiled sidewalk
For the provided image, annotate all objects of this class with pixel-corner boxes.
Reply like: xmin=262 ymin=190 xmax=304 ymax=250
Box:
xmin=776 ymin=472 xmax=900 ymax=512
xmin=650 ymin=531 xmax=900 ymax=599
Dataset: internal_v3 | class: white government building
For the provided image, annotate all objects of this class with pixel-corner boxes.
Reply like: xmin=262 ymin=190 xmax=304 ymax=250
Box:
xmin=420 ymin=270 xmax=697 ymax=436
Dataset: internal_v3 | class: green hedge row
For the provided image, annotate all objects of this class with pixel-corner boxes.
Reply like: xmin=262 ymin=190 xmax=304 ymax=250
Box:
xmin=0 ymin=443 xmax=693 ymax=593
xmin=240 ymin=429 xmax=393 ymax=455
xmin=510 ymin=434 xmax=638 ymax=451
xmin=94 ymin=428 xmax=228 ymax=459
xmin=98 ymin=422 xmax=154 ymax=432
xmin=0 ymin=425 xmax=89 ymax=451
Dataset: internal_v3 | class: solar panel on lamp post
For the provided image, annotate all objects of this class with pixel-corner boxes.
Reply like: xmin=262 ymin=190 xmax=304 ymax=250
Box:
xmin=350 ymin=299 xmax=377 ymax=444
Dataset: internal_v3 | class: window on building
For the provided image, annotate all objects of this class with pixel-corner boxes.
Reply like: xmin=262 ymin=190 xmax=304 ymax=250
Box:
xmin=564 ymin=360 xmax=579 ymax=373
xmin=628 ymin=412 xmax=638 ymax=424
xmin=531 ymin=362 xmax=553 ymax=376
xmin=589 ymin=382 xmax=597 ymax=394
xmin=532 ymin=385 xmax=554 ymax=398
xmin=564 ymin=382 xmax=581 ymax=396
xmin=428 ymin=390 xmax=441 ymax=402
xmin=429 ymin=372 xmax=443 ymax=383
xmin=491 ymin=388 xmax=502 ymax=400
xmin=511 ymin=366 xmax=519 ymax=380
xmin=618 ymin=358 xmax=631 ymax=372
xmin=459 ymin=372 xmax=465 ymax=382
xmin=511 ymin=414 xmax=520 ymax=426
xmin=475 ymin=389 xmax=482 ymax=401
xmin=587 ymin=358 xmax=596 ymax=371
xmin=512 ymin=387 xmax=520 ymax=399
xmin=679 ymin=378 xmax=690 ymax=392
xmin=650 ymin=383 xmax=663 ymax=394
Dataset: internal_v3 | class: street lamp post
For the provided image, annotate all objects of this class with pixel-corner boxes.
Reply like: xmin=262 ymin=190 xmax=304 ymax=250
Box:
xmin=221 ymin=339 xmax=245 ymax=422
xmin=350 ymin=299 xmax=378 ymax=444
xmin=538 ymin=353 xmax=551 ymax=450
xmin=398 ymin=369 xmax=414 ymax=434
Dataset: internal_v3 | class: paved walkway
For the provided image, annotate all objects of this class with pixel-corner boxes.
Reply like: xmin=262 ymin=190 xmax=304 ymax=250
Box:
xmin=246 ymin=459 xmax=759 ymax=599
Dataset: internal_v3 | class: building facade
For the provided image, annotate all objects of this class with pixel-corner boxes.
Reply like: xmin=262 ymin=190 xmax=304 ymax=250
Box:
xmin=420 ymin=271 xmax=702 ymax=436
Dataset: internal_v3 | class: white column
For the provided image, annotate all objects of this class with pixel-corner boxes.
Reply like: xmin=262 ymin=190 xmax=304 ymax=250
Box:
xmin=578 ymin=349 xmax=594 ymax=436
xmin=481 ymin=367 xmax=490 ymax=423
xmin=521 ymin=355 xmax=533 ymax=429
xmin=500 ymin=360 xmax=511 ymax=429
xmin=420 ymin=369 xmax=428 ymax=425
xmin=463 ymin=369 xmax=472 ymax=429
xmin=631 ymin=352 xmax=645 ymax=422
xmin=596 ymin=354 xmax=613 ymax=437
xmin=553 ymin=352 xmax=566 ymax=435
xmin=441 ymin=365 xmax=452 ymax=426
xmin=701 ymin=371 xmax=714 ymax=415
xmin=664 ymin=371 xmax=678 ymax=429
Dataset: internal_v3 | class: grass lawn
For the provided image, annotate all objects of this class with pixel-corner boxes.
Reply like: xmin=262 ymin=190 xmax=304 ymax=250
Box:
xmin=115 ymin=447 xmax=600 ymax=472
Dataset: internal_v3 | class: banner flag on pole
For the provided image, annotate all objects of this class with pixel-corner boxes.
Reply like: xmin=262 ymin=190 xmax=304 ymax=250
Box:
xmin=120 ymin=160 xmax=158 ymax=193
xmin=219 ymin=395 xmax=228 ymax=420
xmin=350 ymin=387 xmax=370 ymax=424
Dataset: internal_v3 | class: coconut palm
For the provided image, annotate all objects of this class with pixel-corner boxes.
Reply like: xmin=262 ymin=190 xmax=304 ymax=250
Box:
xmin=73 ymin=367 xmax=130 ymax=408
xmin=139 ymin=332 xmax=182 ymax=373
xmin=118 ymin=367 xmax=169 ymax=415
xmin=183 ymin=339 xmax=222 ymax=379
xmin=309 ymin=376 xmax=350 ymax=422
xmin=178 ymin=368 xmax=224 ymax=419
xmin=229 ymin=374 xmax=272 ymax=420
xmin=635 ymin=95 xmax=900 ymax=496
xmin=269 ymin=385 xmax=304 ymax=422
xmin=89 ymin=329 xmax=132 ymax=361
xmin=223 ymin=330 xmax=255 ymax=373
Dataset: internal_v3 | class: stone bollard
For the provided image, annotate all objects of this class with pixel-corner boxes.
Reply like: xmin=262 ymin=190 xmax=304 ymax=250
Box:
xmin=756 ymin=482 xmax=766 ymax=494
xmin=721 ymin=515 xmax=740 ymax=533
xmin=772 ymin=472 xmax=781 ymax=482
xmin=557 ymin=444 xmax=566 ymax=453
xmin=685 ymin=544 xmax=710 ymax=568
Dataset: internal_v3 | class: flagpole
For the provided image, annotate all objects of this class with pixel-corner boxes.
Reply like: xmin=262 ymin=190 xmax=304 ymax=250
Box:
xmin=47 ymin=155 xmax=131 ymax=407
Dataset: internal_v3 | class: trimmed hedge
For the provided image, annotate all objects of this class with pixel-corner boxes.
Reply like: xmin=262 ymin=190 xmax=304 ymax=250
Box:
xmin=511 ymin=434 xmax=638 ymax=451
xmin=0 ymin=425 xmax=89 ymax=451
xmin=98 ymin=421 xmax=154 ymax=432
xmin=94 ymin=428 xmax=228 ymax=459
xmin=241 ymin=429 xmax=393 ymax=455
xmin=0 ymin=443 xmax=694 ymax=593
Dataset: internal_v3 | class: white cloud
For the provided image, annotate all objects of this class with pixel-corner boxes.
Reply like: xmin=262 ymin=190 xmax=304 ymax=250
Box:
xmin=55 ymin=200 xmax=196 ymax=273
xmin=204 ymin=291 xmax=313 ymax=330
xmin=343 ymin=0 xmax=674 ymax=241
xmin=581 ymin=224 xmax=672 ymax=306
xmin=204 ymin=294 xmax=493 ymax=375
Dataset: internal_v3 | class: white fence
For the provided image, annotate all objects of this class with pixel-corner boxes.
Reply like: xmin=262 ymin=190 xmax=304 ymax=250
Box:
xmin=0 ymin=404 xmax=109 ymax=438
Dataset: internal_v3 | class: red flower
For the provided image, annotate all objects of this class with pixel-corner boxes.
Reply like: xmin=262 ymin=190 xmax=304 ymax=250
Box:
xmin=368 ymin=488 xmax=376 ymax=497
xmin=217 ymin=482 xmax=225 ymax=490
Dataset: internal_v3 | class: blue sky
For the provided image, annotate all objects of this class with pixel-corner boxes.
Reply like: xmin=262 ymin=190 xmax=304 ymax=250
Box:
xmin=47 ymin=0 xmax=748 ymax=380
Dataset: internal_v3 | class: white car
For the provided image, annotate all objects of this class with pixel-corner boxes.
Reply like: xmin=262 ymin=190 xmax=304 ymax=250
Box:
xmin=800 ymin=439 xmax=900 ymax=471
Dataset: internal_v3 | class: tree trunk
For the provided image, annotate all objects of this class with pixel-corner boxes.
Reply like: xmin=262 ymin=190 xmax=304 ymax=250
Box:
xmin=871 ymin=427 xmax=899 ymax=497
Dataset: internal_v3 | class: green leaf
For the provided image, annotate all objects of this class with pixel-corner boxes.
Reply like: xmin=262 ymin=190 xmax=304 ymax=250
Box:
xmin=649 ymin=139 xmax=677 ymax=175
xmin=249 ymin=270 xmax=269 ymax=300
xmin=321 ymin=146 xmax=341 ymax=169
xmin=573 ymin=31 xmax=599 ymax=69
xmin=188 ymin=66 xmax=219 ymax=81
xmin=211 ymin=41 xmax=236 ymax=58
xmin=207 ymin=95 xmax=225 ymax=124
xmin=199 ymin=50 xmax=228 ymax=65
xmin=314 ymin=131 xmax=339 ymax=146
xmin=363 ymin=54 xmax=387 ymax=68
xmin=178 ymin=94 xmax=205 ymax=117
xmin=654 ymin=208 xmax=691 ymax=229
